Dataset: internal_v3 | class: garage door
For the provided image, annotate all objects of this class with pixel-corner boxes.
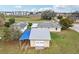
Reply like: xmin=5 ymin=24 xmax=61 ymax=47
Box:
xmin=35 ymin=41 xmax=44 ymax=46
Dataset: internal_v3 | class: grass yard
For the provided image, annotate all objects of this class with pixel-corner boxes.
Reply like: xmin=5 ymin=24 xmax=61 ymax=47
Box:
xmin=0 ymin=29 xmax=79 ymax=54
xmin=0 ymin=16 xmax=79 ymax=53
xmin=49 ymin=29 xmax=79 ymax=53
xmin=5 ymin=16 xmax=49 ymax=23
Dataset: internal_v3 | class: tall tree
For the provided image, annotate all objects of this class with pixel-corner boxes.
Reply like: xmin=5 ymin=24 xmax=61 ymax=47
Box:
xmin=3 ymin=27 xmax=11 ymax=40
xmin=41 ymin=10 xmax=56 ymax=20
xmin=0 ymin=13 xmax=5 ymax=26
xmin=9 ymin=17 xmax=15 ymax=25
xmin=59 ymin=18 xmax=73 ymax=30
xmin=3 ymin=27 xmax=21 ymax=40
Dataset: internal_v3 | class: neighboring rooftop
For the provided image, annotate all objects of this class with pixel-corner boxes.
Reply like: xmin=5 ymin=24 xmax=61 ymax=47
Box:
xmin=29 ymin=28 xmax=51 ymax=40
xmin=11 ymin=22 xmax=28 ymax=29
xmin=38 ymin=22 xmax=61 ymax=28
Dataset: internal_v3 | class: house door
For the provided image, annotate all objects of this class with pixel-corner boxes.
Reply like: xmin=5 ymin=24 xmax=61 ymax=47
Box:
xmin=35 ymin=41 xmax=45 ymax=49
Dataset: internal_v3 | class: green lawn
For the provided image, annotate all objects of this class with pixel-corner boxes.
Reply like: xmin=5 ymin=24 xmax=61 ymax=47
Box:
xmin=0 ymin=29 xmax=79 ymax=54
xmin=5 ymin=16 xmax=49 ymax=23
xmin=0 ymin=16 xmax=79 ymax=53
xmin=49 ymin=29 xmax=79 ymax=53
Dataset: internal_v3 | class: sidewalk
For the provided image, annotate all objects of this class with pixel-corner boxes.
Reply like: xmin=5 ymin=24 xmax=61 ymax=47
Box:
xmin=70 ymin=24 xmax=79 ymax=32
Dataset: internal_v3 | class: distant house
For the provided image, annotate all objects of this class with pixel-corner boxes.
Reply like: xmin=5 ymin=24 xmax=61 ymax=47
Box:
xmin=70 ymin=15 xmax=79 ymax=22
xmin=19 ymin=28 xmax=51 ymax=49
xmin=10 ymin=22 xmax=28 ymax=32
xmin=0 ymin=11 xmax=29 ymax=16
xmin=32 ymin=22 xmax=62 ymax=32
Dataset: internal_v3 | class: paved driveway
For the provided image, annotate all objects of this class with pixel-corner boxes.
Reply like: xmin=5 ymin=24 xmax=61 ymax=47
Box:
xmin=70 ymin=24 xmax=79 ymax=32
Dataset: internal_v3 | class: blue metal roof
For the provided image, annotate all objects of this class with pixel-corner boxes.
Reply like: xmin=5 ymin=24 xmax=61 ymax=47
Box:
xmin=19 ymin=30 xmax=31 ymax=41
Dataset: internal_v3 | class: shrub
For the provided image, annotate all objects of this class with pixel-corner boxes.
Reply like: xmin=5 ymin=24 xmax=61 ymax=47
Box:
xmin=3 ymin=27 xmax=21 ymax=40
xmin=41 ymin=10 xmax=56 ymax=20
xmin=60 ymin=18 xmax=73 ymax=30
xmin=0 ymin=13 xmax=5 ymax=26
xmin=57 ymin=15 xmax=63 ymax=19
xmin=28 ymin=22 xmax=32 ymax=26
xmin=4 ymin=22 xmax=10 ymax=27
xmin=9 ymin=18 xmax=15 ymax=25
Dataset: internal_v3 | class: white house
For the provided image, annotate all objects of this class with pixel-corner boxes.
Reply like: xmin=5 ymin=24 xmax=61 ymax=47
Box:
xmin=29 ymin=28 xmax=51 ymax=49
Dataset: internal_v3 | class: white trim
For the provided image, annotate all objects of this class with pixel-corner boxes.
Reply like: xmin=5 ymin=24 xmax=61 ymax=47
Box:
xmin=32 ymin=23 xmax=38 ymax=28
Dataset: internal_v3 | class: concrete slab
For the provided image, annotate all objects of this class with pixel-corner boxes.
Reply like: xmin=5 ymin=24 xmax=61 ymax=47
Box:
xmin=70 ymin=24 xmax=79 ymax=32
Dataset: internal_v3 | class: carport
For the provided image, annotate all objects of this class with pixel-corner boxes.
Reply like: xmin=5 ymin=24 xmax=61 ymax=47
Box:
xmin=19 ymin=30 xmax=31 ymax=49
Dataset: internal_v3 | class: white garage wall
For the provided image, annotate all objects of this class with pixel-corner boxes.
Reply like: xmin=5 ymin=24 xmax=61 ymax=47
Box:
xmin=30 ymin=40 xmax=50 ymax=47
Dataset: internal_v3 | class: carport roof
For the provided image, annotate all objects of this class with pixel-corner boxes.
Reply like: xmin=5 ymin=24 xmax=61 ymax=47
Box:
xmin=19 ymin=30 xmax=31 ymax=41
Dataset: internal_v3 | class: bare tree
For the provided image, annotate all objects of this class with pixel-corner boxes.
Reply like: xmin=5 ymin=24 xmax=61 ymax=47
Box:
xmin=0 ymin=13 xmax=5 ymax=26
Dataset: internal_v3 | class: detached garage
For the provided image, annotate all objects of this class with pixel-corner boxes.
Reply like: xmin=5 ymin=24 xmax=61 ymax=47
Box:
xmin=19 ymin=28 xmax=51 ymax=49
xmin=29 ymin=28 xmax=51 ymax=49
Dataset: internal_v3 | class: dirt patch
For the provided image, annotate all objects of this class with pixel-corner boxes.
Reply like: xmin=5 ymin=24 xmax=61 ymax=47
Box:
xmin=0 ymin=40 xmax=19 ymax=48
xmin=4 ymin=40 xmax=18 ymax=45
